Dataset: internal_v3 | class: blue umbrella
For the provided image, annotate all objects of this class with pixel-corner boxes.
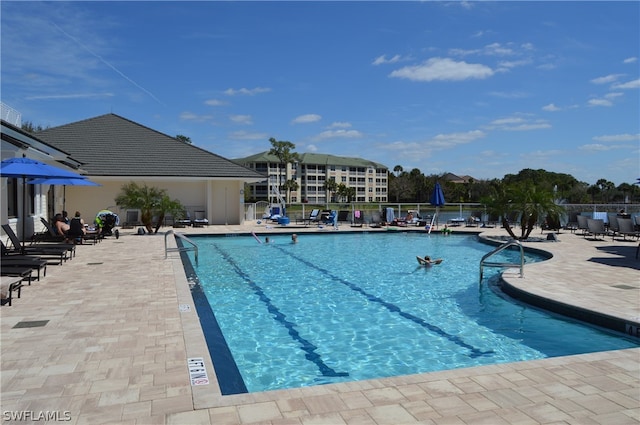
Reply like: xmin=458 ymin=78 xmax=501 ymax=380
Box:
xmin=429 ymin=182 xmax=446 ymax=233
xmin=429 ymin=182 xmax=446 ymax=207
xmin=1 ymin=157 xmax=85 ymax=179
xmin=1 ymin=157 xmax=86 ymax=243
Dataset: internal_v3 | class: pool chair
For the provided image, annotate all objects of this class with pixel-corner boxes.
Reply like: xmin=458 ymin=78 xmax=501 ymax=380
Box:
xmin=586 ymin=219 xmax=612 ymax=241
xmin=2 ymin=225 xmax=74 ymax=262
xmin=32 ymin=217 xmax=66 ymax=243
xmin=298 ymin=209 xmax=320 ymax=226
xmin=351 ymin=210 xmax=364 ymax=227
xmin=369 ymin=211 xmax=383 ymax=228
xmin=615 ymin=218 xmax=640 ymax=241
xmin=576 ymin=215 xmax=590 ymax=237
xmin=337 ymin=210 xmax=350 ymax=225
xmin=193 ymin=210 xmax=209 ymax=227
xmin=1 ymin=276 xmax=24 ymax=306
xmin=176 ymin=211 xmax=193 ymax=227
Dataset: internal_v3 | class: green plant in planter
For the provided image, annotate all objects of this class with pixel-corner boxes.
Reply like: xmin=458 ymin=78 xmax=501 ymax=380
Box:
xmin=115 ymin=182 xmax=185 ymax=233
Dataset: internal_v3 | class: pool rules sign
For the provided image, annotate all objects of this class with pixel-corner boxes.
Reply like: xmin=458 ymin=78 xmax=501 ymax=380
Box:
xmin=188 ymin=357 xmax=210 ymax=386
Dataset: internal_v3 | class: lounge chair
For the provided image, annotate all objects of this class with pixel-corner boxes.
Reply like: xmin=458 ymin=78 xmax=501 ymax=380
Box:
xmin=1 ymin=266 xmax=34 ymax=284
xmin=369 ymin=211 xmax=383 ymax=228
xmin=576 ymin=215 xmax=590 ymax=237
xmin=32 ymin=217 xmax=66 ymax=242
xmin=0 ymin=253 xmax=47 ymax=280
xmin=1 ymin=276 xmax=23 ymax=306
xmin=337 ymin=210 xmax=350 ymax=225
xmin=298 ymin=209 xmax=320 ymax=226
xmin=176 ymin=211 xmax=193 ymax=227
xmin=193 ymin=210 xmax=209 ymax=227
xmin=615 ymin=218 xmax=640 ymax=241
xmin=586 ymin=219 xmax=612 ymax=241
xmin=2 ymin=224 xmax=73 ymax=261
xmin=351 ymin=210 xmax=364 ymax=227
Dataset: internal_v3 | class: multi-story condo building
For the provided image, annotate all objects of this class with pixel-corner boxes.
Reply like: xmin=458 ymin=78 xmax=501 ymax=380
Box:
xmin=234 ymin=152 xmax=389 ymax=204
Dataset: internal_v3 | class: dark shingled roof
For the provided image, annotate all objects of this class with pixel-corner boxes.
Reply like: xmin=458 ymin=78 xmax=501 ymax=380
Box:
xmin=36 ymin=113 xmax=265 ymax=179
xmin=234 ymin=151 xmax=388 ymax=170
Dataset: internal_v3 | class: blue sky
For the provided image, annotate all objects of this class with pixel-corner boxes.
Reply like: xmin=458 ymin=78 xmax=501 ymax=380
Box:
xmin=2 ymin=1 xmax=638 ymax=186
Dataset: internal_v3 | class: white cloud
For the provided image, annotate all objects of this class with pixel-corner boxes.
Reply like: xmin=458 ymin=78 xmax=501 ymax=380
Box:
xmin=579 ymin=143 xmax=617 ymax=152
xmin=390 ymin=57 xmax=494 ymax=82
xmin=428 ymin=130 xmax=485 ymax=147
xmin=229 ymin=114 xmax=253 ymax=125
xmin=328 ymin=122 xmax=352 ymax=128
xmin=588 ymin=98 xmax=613 ymax=107
xmin=204 ymin=99 xmax=226 ymax=106
xmin=179 ymin=111 xmax=213 ymax=122
xmin=372 ymin=54 xmax=403 ymax=65
xmin=542 ymin=103 xmax=561 ymax=112
xmin=612 ymin=78 xmax=640 ymax=89
xmin=291 ymin=114 xmax=321 ymax=124
xmin=313 ymin=129 xmax=363 ymax=141
xmin=224 ymin=87 xmax=271 ymax=96
xmin=590 ymin=74 xmax=622 ymax=84
xmin=623 ymin=57 xmax=637 ymax=64
xmin=486 ymin=116 xmax=551 ymax=131
xmin=25 ymin=92 xmax=114 ymax=100
xmin=593 ymin=133 xmax=640 ymax=142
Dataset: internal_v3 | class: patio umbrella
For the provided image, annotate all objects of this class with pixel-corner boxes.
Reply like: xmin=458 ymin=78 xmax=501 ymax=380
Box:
xmin=1 ymin=157 xmax=86 ymax=243
xmin=28 ymin=177 xmax=100 ymax=211
xmin=429 ymin=182 xmax=446 ymax=233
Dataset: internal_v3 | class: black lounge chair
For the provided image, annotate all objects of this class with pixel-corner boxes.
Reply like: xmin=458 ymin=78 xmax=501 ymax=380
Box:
xmin=2 ymin=224 xmax=73 ymax=261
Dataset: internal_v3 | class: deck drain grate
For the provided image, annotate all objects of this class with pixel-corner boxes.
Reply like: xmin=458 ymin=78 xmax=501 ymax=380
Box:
xmin=612 ymin=284 xmax=636 ymax=290
xmin=87 ymin=262 xmax=104 ymax=265
xmin=13 ymin=320 xmax=49 ymax=329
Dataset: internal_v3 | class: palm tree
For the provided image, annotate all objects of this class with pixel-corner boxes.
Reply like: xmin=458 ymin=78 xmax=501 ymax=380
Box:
xmin=483 ymin=183 xmax=565 ymax=240
xmin=115 ymin=182 xmax=184 ymax=233
xmin=323 ymin=179 xmax=338 ymax=203
xmin=282 ymin=179 xmax=299 ymax=204
xmin=268 ymin=137 xmax=299 ymax=199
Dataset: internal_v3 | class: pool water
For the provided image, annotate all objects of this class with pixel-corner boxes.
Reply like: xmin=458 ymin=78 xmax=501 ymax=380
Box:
xmin=185 ymin=232 xmax=638 ymax=393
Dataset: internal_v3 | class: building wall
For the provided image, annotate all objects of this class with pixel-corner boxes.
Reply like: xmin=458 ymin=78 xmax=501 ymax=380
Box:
xmin=243 ymin=160 xmax=388 ymax=204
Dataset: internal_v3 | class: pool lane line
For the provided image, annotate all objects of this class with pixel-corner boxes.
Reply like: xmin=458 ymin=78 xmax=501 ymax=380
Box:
xmin=212 ymin=244 xmax=349 ymax=378
xmin=275 ymin=245 xmax=494 ymax=358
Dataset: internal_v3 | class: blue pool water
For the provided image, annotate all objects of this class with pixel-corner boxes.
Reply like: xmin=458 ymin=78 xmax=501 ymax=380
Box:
xmin=184 ymin=232 xmax=638 ymax=393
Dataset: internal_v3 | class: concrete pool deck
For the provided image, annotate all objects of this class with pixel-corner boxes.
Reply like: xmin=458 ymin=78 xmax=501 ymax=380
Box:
xmin=1 ymin=223 xmax=638 ymax=424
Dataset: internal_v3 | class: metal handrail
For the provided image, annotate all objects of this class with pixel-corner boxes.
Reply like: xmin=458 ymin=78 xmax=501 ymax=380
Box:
xmin=479 ymin=239 xmax=524 ymax=281
xmin=165 ymin=230 xmax=198 ymax=264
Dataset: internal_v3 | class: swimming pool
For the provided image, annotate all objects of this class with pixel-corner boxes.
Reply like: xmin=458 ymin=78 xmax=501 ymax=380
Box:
xmin=183 ymin=232 xmax=639 ymax=394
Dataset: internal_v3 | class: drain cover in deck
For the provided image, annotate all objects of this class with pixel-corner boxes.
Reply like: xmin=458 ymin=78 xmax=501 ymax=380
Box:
xmin=13 ymin=320 xmax=49 ymax=329
xmin=612 ymin=284 xmax=636 ymax=290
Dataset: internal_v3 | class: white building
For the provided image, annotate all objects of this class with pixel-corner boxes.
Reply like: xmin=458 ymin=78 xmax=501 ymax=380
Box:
xmin=234 ymin=152 xmax=388 ymax=204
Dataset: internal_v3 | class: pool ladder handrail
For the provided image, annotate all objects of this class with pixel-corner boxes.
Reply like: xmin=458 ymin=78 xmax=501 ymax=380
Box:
xmin=479 ymin=238 xmax=524 ymax=282
xmin=165 ymin=230 xmax=198 ymax=264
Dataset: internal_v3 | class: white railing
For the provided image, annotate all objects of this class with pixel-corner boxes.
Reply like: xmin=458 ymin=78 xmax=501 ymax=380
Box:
xmin=479 ymin=239 xmax=524 ymax=281
xmin=165 ymin=230 xmax=198 ymax=264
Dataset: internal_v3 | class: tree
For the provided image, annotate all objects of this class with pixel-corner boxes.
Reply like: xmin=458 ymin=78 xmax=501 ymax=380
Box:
xmin=323 ymin=179 xmax=338 ymax=203
xmin=268 ymin=137 xmax=299 ymax=201
xmin=21 ymin=121 xmax=49 ymax=133
xmin=176 ymin=134 xmax=191 ymax=144
xmin=482 ymin=182 xmax=565 ymax=240
xmin=115 ymin=182 xmax=184 ymax=233
xmin=282 ymin=179 xmax=299 ymax=204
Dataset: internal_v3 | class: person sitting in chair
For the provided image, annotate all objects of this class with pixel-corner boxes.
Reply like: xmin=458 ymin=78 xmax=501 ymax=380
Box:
xmin=54 ymin=214 xmax=70 ymax=237
xmin=67 ymin=211 xmax=86 ymax=244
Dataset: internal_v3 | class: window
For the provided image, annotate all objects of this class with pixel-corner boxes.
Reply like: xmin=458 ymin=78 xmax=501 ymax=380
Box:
xmin=6 ymin=178 xmax=17 ymax=218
